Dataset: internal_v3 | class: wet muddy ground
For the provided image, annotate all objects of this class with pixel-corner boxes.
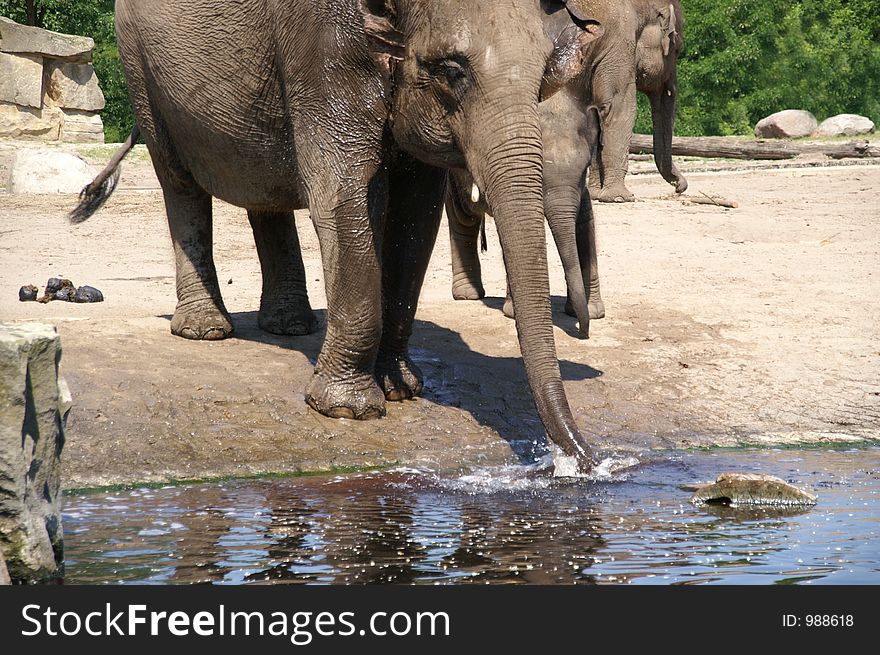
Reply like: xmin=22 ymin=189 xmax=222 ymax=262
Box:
xmin=62 ymin=447 xmax=880 ymax=585
xmin=1 ymin=144 xmax=878 ymax=488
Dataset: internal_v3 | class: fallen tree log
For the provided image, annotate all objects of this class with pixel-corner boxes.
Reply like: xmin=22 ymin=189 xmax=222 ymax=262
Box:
xmin=630 ymin=134 xmax=880 ymax=160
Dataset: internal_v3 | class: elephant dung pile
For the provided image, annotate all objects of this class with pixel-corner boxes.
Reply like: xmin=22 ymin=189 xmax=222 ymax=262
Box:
xmin=19 ymin=277 xmax=103 ymax=303
xmin=687 ymin=472 xmax=817 ymax=508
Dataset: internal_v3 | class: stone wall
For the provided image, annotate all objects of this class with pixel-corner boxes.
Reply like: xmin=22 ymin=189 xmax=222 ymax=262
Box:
xmin=0 ymin=323 xmax=69 ymax=583
xmin=0 ymin=17 xmax=105 ymax=143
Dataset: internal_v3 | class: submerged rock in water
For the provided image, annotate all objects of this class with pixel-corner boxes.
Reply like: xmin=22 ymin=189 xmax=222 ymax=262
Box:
xmin=689 ymin=472 xmax=817 ymax=507
xmin=18 ymin=285 xmax=38 ymax=302
xmin=73 ymin=285 xmax=103 ymax=303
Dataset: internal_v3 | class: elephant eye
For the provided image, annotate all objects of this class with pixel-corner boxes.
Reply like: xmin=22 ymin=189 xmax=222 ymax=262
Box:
xmin=420 ymin=55 xmax=471 ymax=90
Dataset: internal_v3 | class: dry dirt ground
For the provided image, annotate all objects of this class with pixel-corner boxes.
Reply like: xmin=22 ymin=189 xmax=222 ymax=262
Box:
xmin=2 ymin=143 xmax=879 ymax=489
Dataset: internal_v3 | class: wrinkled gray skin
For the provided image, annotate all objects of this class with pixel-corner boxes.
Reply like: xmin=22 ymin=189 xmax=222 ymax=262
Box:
xmin=74 ymin=0 xmax=605 ymax=470
xmin=588 ymin=0 xmax=687 ymax=202
xmin=447 ymin=98 xmax=603 ymax=338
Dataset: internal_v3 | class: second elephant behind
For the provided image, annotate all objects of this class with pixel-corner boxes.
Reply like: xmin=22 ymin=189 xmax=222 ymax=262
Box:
xmin=447 ymin=93 xmax=603 ymax=339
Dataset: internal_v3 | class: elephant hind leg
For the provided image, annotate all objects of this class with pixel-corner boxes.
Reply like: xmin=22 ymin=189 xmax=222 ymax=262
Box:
xmin=162 ymin=181 xmax=234 ymax=340
xmin=376 ymin=155 xmax=446 ymax=402
xmin=247 ymin=210 xmax=318 ymax=336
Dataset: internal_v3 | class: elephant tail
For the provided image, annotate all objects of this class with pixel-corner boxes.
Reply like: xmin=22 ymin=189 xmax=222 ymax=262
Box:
xmin=480 ymin=216 xmax=488 ymax=253
xmin=69 ymin=125 xmax=141 ymax=224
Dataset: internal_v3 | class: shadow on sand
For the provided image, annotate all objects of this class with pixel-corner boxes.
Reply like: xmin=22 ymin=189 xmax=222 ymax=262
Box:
xmin=161 ymin=303 xmax=602 ymax=464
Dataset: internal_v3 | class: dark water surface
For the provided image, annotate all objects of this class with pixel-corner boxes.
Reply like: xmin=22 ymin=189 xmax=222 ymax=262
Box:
xmin=63 ymin=447 xmax=880 ymax=585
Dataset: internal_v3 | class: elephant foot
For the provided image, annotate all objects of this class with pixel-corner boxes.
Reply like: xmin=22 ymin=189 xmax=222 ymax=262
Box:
xmin=171 ymin=300 xmax=234 ymax=340
xmin=258 ymin=299 xmax=319 ymax=336
xmin=565 ymin=297 xmax=606 ymax=320
xmin=593 ymin=184 xmax=635 ymax=203
xmin=305 ymin=372 xmax=386 ymax=420
xmin=502 ymin=296 xmax=515 ymax=319
xmin=375 ymin=351 xmax=423 ymax=401
xmin=451 ymin=279 xmax=485 ymax=301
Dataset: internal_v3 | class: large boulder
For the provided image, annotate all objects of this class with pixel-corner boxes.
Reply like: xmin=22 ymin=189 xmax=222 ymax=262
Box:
xmin=0 ymin=52 xmax=43 ymax=108
xmin=0 ymin=323 xmax=69 ymax=583
xmin=815 ymin=114 xmax=876 ymax=137
xmin=0 ymin=16 xmax=93 ymax=62
xmin=754 ymin=110 xmax=818 ymax=139
xmin=44 ymin=61 xmax=106 ymax=112
xmin=7 ymin=148 xmax=96 ymax=193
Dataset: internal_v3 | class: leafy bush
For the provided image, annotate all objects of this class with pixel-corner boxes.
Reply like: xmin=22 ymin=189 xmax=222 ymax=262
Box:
xmin=0 ymin=0 xmax=132 ymax=142
xmin=637 ymin=0 xmax=880 ymax=136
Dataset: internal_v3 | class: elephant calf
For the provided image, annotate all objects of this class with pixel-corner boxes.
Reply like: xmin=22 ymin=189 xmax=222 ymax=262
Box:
xmin=447 ymin=96 xmax=604 ymax=339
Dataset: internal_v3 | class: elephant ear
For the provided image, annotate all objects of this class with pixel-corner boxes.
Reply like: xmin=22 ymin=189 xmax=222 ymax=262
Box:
xmin=540 ymin=6 xmax=604 ymax=102
xmin=360 ymin=0 xmax=405 ymax=77
xmin=658 ymin=4 xmax=682 ymax=57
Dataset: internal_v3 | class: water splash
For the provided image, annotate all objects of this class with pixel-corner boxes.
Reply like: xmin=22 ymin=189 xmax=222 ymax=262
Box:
xmin=552 ymin=451 xmax=641 ymax=481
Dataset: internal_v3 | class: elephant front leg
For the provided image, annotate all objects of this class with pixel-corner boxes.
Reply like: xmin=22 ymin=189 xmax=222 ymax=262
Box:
xmin=589 ymin=73 xmax=637 ymax=203
xmin=376 ymin=156 xmax=446 ymax=401
xmin=163 ymin=183 xmax=234 ymax=340
xmin=304 ymin=175 xmax=387 ymax=420
xmin=447 ymin=171 xmax=487 ymax=301
xmin=566 ymin=192 xmax=605 ymax=320
xmin=247 ymin=210 xmax=318 ymax=336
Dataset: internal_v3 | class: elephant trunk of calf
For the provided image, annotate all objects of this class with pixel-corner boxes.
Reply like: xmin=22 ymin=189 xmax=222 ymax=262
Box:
xmin=545 ymin=184 xmax=591 ymax=338
xmin=649 ymin=73 xmax=687 ymax=194
xmin=467 ymin=103 xmax=596 ymax=471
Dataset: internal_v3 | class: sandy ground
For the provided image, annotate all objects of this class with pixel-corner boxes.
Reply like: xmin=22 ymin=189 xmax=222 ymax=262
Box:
xmin=1 ymin=143 xmax=879 ymax=489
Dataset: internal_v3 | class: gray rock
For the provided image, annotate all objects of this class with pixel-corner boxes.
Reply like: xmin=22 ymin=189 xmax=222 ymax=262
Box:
xmin=754 ymin=110 xmax=818 ymax=139
xmin=816 ymin=114 xmax=875 ymax=137
xmin=59 ymin=109 xmax=104 ymax=143
xmin=0 ymin=103 xmax=62 ymax=140
xmin=0 ymin=16 xmax=93 ymax=62
xmin=0 ymin=553 xmax=9 ymax=585
xmin=689 ymin=472 xmax=817 ymax=507
xmin=44 ymin=61 xmax=105 ymax=112
xmin=0 ymin=323 xmax=69 ymax=583
xmin=0 ymin=52 xmax=44 ymax=109
xmin=7 ymin=148 xmax=96 ymax=194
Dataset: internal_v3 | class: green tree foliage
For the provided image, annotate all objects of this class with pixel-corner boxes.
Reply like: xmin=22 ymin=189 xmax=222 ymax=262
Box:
xmin=636 ymin=0 xmax=880 ymax=135
xmin=0 ymin=0 xmax=131 ymax=141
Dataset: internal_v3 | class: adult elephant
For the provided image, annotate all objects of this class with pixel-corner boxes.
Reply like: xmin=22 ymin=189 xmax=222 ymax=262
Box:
xmin=445 ymin=0 xmax=687 ymax=335
xmin=589 ymin=0 xmax=688 ymax=202
xmin=72 ymin=0 xmax=605 ymax=472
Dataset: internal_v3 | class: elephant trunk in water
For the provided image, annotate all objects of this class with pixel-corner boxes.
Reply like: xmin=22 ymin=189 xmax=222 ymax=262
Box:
xmin=649 ymin=70 xmax=687 ymax=194
xmin=466 ymin=99 xmax=596 ymax=470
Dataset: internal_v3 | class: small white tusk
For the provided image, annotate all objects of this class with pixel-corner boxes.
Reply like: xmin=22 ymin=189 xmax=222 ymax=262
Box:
xmin=471 ymin=183 xmax=480 ymax=204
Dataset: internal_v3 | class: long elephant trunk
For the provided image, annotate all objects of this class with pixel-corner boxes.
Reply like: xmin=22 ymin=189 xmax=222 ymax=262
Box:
xmin=649 ymin=72 xmax=687 ymax=194
xmin=467 ymin=102 xmax=596 ymax=470
xmin=545 ymin=185 xmax=591 ymax=338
